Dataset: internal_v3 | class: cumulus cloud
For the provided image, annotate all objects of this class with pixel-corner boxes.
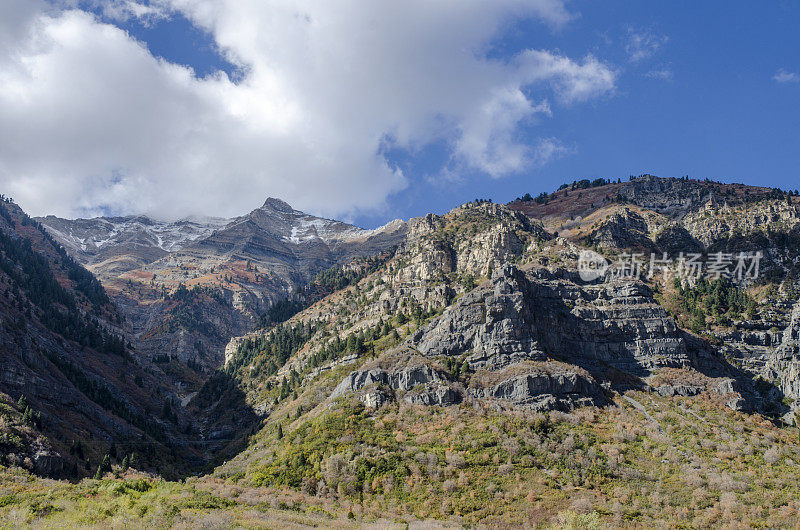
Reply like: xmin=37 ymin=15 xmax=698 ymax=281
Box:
xmin=773 ymin=68 xmax=800 ymax=83
xmin=0 ymin=0 xmax=615 ymax=220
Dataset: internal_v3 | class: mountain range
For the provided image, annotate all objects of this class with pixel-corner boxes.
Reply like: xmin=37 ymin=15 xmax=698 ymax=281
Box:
xmin=2 ymin=175 xmax=800 ymax=526
xmin=37 ymin=198 xmax=406 ymax=371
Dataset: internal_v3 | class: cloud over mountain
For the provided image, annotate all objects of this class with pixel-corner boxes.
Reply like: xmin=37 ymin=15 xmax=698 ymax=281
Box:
xmin=0 ymin=0 xmax=615 ymax=220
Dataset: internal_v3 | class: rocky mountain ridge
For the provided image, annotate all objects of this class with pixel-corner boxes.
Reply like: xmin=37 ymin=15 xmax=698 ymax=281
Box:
xmin=37 ymin=198 xmax=407 ymax=371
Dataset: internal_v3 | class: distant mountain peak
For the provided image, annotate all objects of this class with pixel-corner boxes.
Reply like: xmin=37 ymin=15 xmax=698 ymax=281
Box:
xmin=261 ymin=197 xmax=295 ymax=213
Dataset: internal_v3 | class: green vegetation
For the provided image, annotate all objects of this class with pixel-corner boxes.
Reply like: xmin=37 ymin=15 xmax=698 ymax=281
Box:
xmin=0 ymin=218 xmax=126 ymax=357
xmin=0 ymin=468 xmax=348 ymax=528
xmin=260 ymin=298 xmax=305 ymax=325
xmin=666 ymin=277 xmax=756 ymax=332
xmin=227 ymin=321 xmax=320 ymax=378
xmin=207 ymin=390 xmax=800 ymax=526
xmin=256 ymin=254 xmax=394 ymax=328
xmin=0 ymin=395 xmax=39 ymax=459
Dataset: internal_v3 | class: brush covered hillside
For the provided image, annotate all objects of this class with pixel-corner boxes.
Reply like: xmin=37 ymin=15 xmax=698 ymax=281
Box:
xmin=186 ymin=198 xmax=797 ymax=526
xmin=3 ymin=177 xmax=800 ymax=527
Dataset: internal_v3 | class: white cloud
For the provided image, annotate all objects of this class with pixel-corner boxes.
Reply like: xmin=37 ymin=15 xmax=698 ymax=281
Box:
xmin=0 ymin=0 xmax=615 ymax=221
xmin=101 ymin=1 xmax=169 ymax=24
xmin=625 ymin=27 xmax=668 ymax=63
xmin=773 ymin=68 xmax=800 ymax=83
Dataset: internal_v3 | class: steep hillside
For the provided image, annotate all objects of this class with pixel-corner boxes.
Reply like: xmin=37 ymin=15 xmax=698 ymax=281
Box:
xmin=0 ymin=198 xmax=208 ymax=479
xmin=511 ymin=176 xmax=800 ymax=273
xmin=159 ymin=199 xmax=789 ymax=525
xmin=512 ymin=175 xmax=800 ymax=415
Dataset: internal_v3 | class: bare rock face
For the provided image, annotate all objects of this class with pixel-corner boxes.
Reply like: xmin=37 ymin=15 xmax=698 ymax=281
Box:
xmin=330 ymin=353 xmax=461 ymax=407
xmin=764 ymin=302 xmax=800 ymax=414
xmin=392 ymin=202 xmax=549 ymax=284
xmin=589 ymin=208 xmax=655 ymax=252
xmin=616 ymin=175 xmax=722 ymax=219
xmin=409 ymin=265 xmax=689 ymax=374
xmin=332 ymin=263 xmax=688 ymax=412
xmin=683 ymin=199 xmax=800 ymax=248
xmin=331 ymin=355 xmax=452 ymax=399
xmin=409 ymin=266 xmax=544 ymax=367
xmin=469 ymin=362 xmax=601 ymax=411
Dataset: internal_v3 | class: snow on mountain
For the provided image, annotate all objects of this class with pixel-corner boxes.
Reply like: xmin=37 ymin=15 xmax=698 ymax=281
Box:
xmin=37 ymin=214 xmax=231 ymax=260
xmin=37 ymin=198 xmax=407 ymax=270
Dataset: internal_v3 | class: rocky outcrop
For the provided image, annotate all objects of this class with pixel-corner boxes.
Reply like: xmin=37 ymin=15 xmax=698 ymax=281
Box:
xmin=332 ymin=263 xmax=689 ymax=412
xmin=469 ymin=362 xmax=602 ymax=411
xmin=392 ymin=202 xmax=549 ymax=284
xmin=409 ymin=265 xmax=689 ymax=374
xmin=616 ymin=175 xmax=722 ymax=218
xmin=332 ymin=354 xmax=444 ymax=395
xmin=409 ymin=266 xmax=545 ymax=367
xmin=683 ymin=199 xmax=800 ymax=248
xmin=588 ymin=208 xmax=655 ymax=252
xmin=764 ymin=302 xmax=800 ymax=415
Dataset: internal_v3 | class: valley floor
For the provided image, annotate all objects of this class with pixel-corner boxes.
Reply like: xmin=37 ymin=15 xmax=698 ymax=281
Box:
xmin=2 ymin=390 xmax=800 ymax=529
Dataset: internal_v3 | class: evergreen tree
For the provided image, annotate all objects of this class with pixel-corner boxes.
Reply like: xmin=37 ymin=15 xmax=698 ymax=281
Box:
xmin=94 ymin=454 xmax=111 ymax=479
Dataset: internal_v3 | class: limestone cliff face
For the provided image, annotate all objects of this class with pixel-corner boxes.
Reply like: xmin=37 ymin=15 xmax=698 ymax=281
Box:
xmin=683 ymin=200 xmax=800 ymax=248
xmin=589 ymin=208 xmax=656 ymax=252
xmin=616 ymin=175 xmax=721 ymax=218
xmin=409 ymin=265 xmax=688 ymax=373
xmin=392 ymin=202 xmax=547 ymax=284
xmin=331 ymin=264 xmax=688 ymax=412
xmin=765 ymin=303 xmax=800 ymax=413
xmin=468 ymin=362 xmax=601 ymax=411
xmin=409 ymin=267 xmax=545 ymax=368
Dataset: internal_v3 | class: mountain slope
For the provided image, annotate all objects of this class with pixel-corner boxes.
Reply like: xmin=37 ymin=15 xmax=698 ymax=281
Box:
xmin=175 ymin=198 xmax=798 ymax=526
xmin=36 ymin=214 xmax=231 ymax=282
xmin=4 ymin=183 xmax=800 ymax=526
xmin=38 ymin=199 xmax=407 ymax=371
xmin=0 ymin=198 xmax=203 ymax=478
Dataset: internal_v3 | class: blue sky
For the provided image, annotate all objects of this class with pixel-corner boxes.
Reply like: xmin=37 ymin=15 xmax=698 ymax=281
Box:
xmin=372 ymin=0 xmax=800 ymax=226
xmin=1 ymin=1 xmax=798 ymax=227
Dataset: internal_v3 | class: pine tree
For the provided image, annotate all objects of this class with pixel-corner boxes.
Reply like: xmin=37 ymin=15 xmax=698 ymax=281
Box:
xmin=94 ymin=454 xmax=111 ymax=479
xmin=277 ymin=424 xmax=284 ymax=439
